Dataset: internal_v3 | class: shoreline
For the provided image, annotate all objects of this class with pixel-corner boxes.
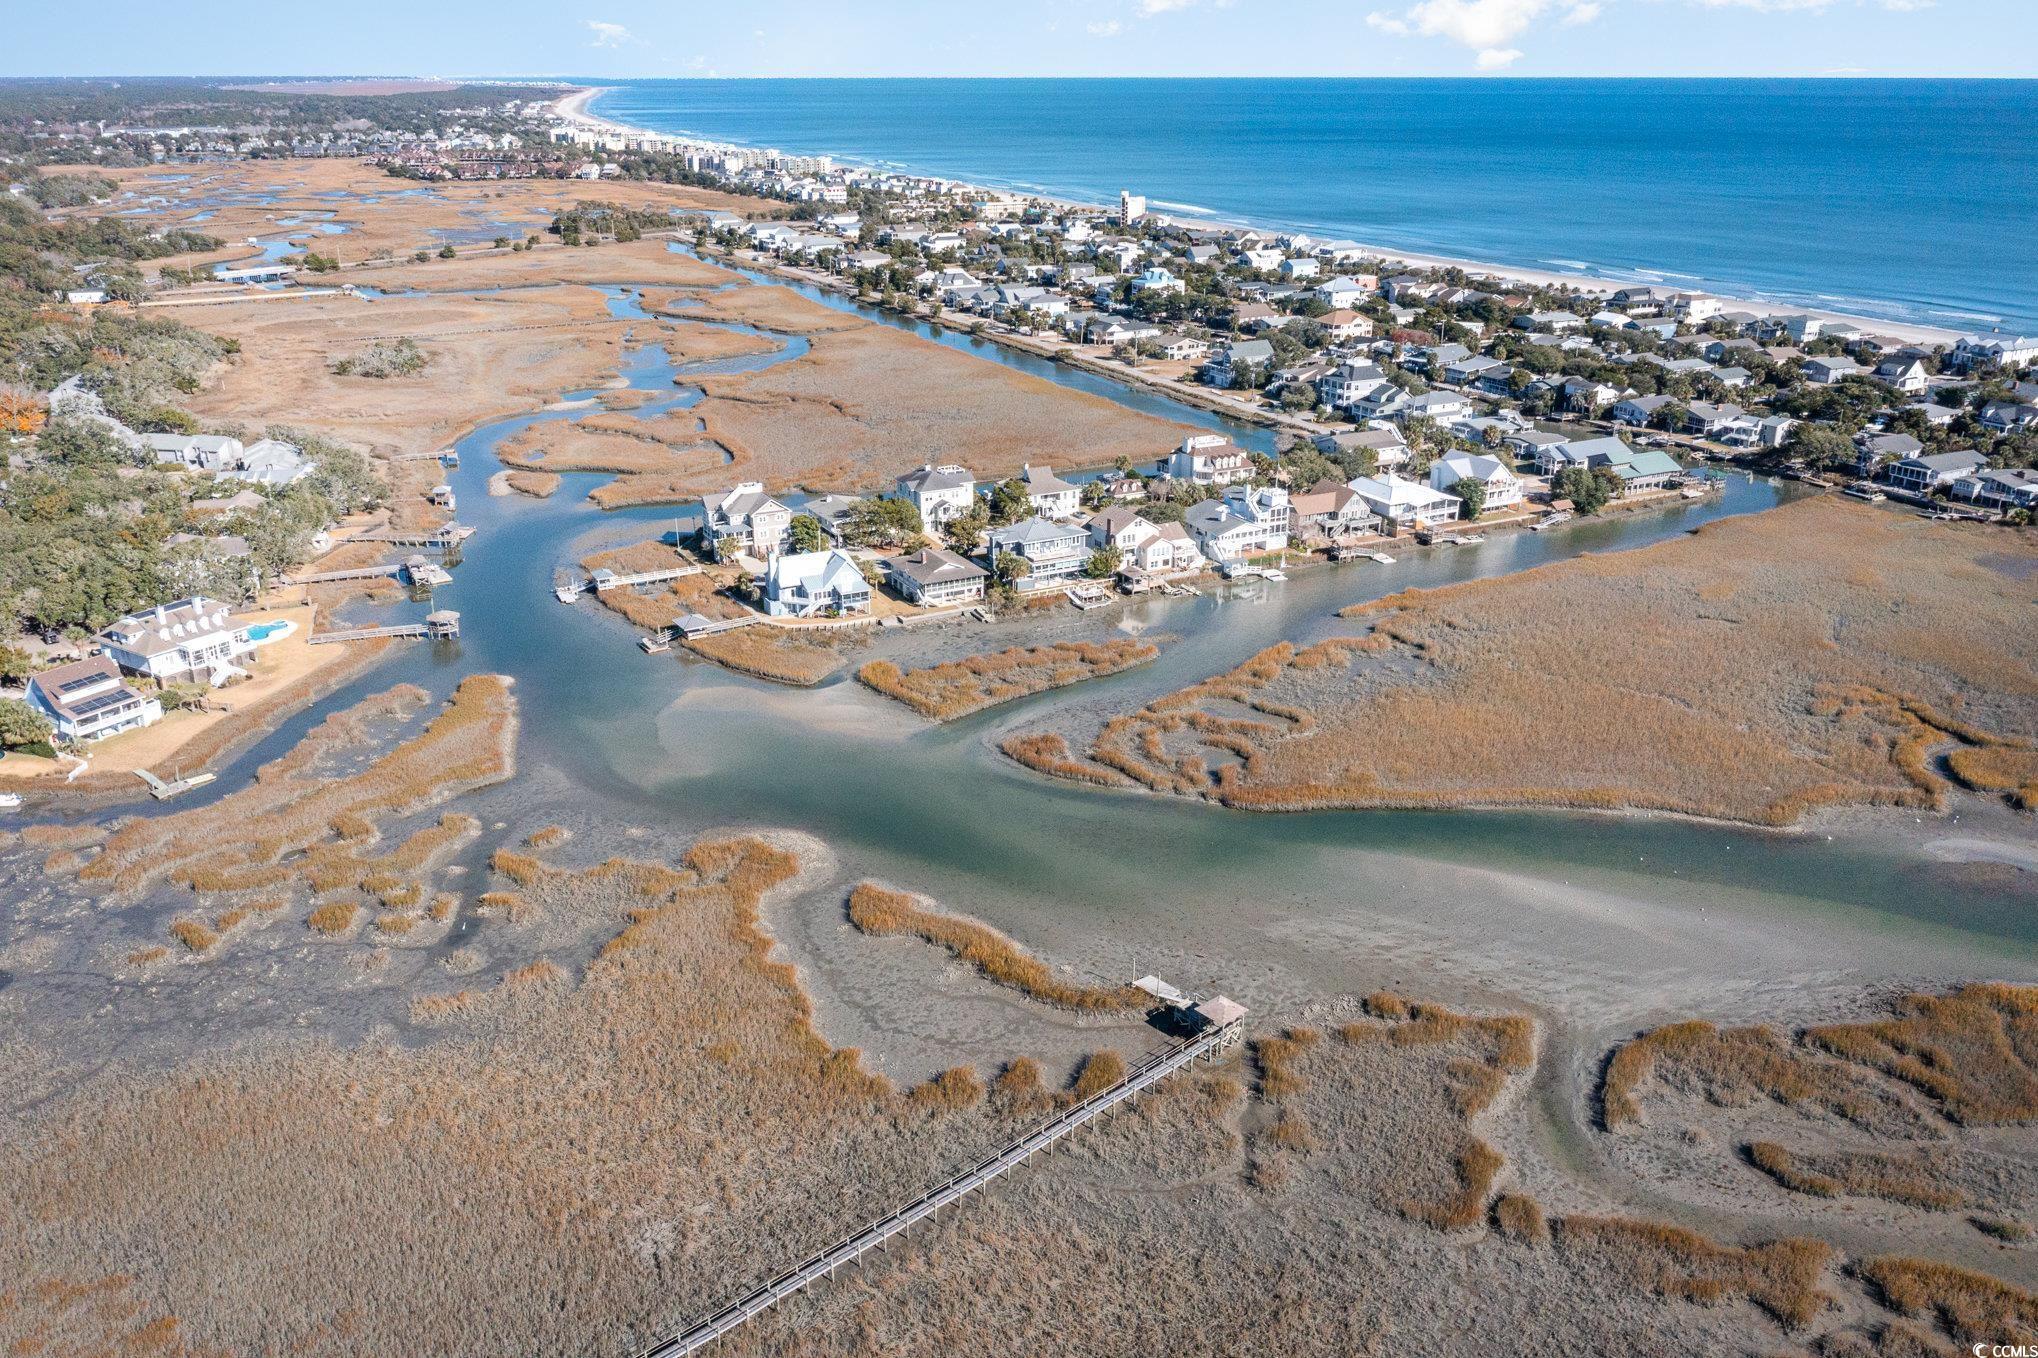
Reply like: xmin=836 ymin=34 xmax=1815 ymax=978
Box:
xmin=551 ymin=83 xmax=1968 ymax=346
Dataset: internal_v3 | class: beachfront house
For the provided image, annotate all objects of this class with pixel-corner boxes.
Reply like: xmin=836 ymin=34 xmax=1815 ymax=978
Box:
xmin=763 ymin=549 xmax=872 ymax=618
xmin=1021 ymin=464 xmax=1082 ymax=519
xmin=985 ymin=516 xmax=1089 ymax=590
xmin=1428 ymin=453 xmax=1525 ymax=513
xmin=701 ymin=482 xmax=794 ymax=561
xmin=884 ymin=547 xmax=989 ymax=606
xmin=98 ymin=597 xmax=255 ymax=684
xmin=1164 ymin=434 xmax=1253 ymax=486
xmin=1978 ymin=400 xmax=2038 ymax=433
xmin=26 ymin=656 xmax=163 ymax=744
xmin=1184 ymin=485 xmax=1291 ymax=564
xmin=1949 ymin=335 xmax=2038 ymax=373
xmin=896 ymin=463 xmax=977 ymax=526
xmin=1347 ymin=474 xmax=1461 ymax=532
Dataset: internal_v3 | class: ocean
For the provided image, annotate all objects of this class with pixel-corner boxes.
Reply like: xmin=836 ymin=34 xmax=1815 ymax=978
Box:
xmin=588 ymin=78 xmax=2038 ymax=336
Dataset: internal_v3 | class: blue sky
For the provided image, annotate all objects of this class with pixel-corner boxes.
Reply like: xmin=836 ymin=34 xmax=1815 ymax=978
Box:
xmin=10 ymin=0 xmax=2035 ymax=78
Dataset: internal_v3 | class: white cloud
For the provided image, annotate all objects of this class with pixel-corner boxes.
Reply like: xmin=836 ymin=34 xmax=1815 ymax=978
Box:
xmin=1364 ymin=0 xmax=1556 ymax=49
xmin=1476 ymin=46 xmax=1524 ymax=66
xmin=585 ymin=19 xmax=637 ymax=48
xmin=1087 ymin=18 xmax=1124 ymax=35
xmin=1138 ymin=0 xmax=1197 ymax=12
xmin=1560 ymin=0 xmax=1601 ymax=23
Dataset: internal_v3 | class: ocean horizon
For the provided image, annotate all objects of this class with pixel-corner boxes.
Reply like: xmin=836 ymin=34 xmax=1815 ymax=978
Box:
xmin=589 ymin=77 xmax=2038 ymax=336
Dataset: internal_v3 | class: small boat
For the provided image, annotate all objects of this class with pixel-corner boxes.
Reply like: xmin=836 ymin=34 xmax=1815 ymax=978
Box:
xmin=1680 ymin=486 xmax=1707 ymax=500
xmin=1843 ymin=482 xmax=1887 ymax=503
xmin=638 ymin=634 xmax=672 ymax=654
xmin=1531 ymin=512 xmax=1572 ymax=532
xmin=1367 ymin=552 xmax=1396 ymax=564
xmin=1260 ymin=569 xmax=1288 ymax=582
xmin=0 ymin=793 xmax=22 ymax=811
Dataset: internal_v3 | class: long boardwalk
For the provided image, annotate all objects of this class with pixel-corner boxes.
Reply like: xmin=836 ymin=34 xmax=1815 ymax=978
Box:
xmin=631 ymin=1013 xmax=1245 ymax=1358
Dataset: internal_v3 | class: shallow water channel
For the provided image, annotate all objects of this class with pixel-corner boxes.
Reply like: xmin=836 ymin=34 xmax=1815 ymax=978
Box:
xmin=33 ymin=262 xmax=2038 ymax=1078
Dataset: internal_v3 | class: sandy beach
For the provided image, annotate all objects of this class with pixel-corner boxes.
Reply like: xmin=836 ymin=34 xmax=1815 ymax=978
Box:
xmin=550 ymin=83 xmax=1967 ymax=346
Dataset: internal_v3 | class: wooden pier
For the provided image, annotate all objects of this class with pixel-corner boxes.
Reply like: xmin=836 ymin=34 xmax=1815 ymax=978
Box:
xmin=306 ymin=611 xmax=460 ymax=645
xmin=349 ymin=524 xmax=474 ymax=549
xmin=673 ymin=612 xmax=760 ymax=639
xmin=630 ymin=998 xmax=1247 ymax=1358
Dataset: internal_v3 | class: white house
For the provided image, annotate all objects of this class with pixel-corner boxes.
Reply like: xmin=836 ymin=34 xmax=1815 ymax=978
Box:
xmin=1803 ymin=355 xmax=1866 ymax=385
xmin=896 ymin=463 xmax=977 ymax=525
xmin=884 ymin=547 xmax=989 ymax=606
xmin=1950 ymin=335 xmax=2038 ymax=372
xmin=1184 ymin=484 xmax=1291 ymax=563
xmin=223 ymin=438 xmax=316 ymax=488
xmin=1021 ymin=464 xmax=1082 ymax=519
xmin=98 ymin=597 xmax=254 ymax=683
xmin=1089 ymin=509 xmax=1205 ymax=577
xmin=26 ymin=655 xmax=162 ymax=743
xmin=763 ymin=549 xmax=872 ymax=617
xmin=1429 ymin=453 xmax=1525 ymax=512
xmin=1347 ymin=474 xmax=1461 ymax=531
xmin=1277 ymin=256 xmax=1320 ymax=281
xmin=1164 ymin=434 xmax=1252 ymax=486
xmin=146 ymin=433 xmax=244 ymax=472
xmin=985 ymin=516 xmax=1090 ymax=590
xmin=701 ymin=482 xmax=794 ymax=561
xmin=1315 ymin=276 xmax=1375 ymax=308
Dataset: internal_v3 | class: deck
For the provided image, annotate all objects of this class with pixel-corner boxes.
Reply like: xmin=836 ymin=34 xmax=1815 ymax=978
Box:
xmin=630 ymin=1011 xmax=1246 ymax=1358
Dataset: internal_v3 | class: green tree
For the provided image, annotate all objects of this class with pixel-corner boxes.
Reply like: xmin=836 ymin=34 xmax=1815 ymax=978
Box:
xmin=989 ymin=477 xmax=1030 ymax=526
xmin=1783 ymin=423 xmax=1858 ymax=474
xmin=0 ymin=698 xmax=53 ymax=750
xmin=786 ymin=513 xmax=828 ymax=552
xmin=1450 ymin=477 xmax=1487 ymax=521
xmin=993 ymin=551 xmax=1032 ymax=585
xmin=841 ymin=497 xmax=922 ymax=548
xmin=1083 ymin=546 xmax=1122 ymax=578
xmin=943 ymin=502 xmax=989 ymax=552
xmin=0 ymin=643 xmax=32 ymax=684
xmin=1554 ymin=464 xmax=1618 ymax=515
xmin=437 ymin=244 xmax=457 ymax=259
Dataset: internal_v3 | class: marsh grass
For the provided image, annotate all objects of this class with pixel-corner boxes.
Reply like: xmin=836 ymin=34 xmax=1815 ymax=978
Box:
xmin=684 ymin=629 xmax=844 ymax=687
xmin=1744 ymin=1142 xmax=1966 ymax=1212
xmin=858 ymin=639 xmax=1160 ymax=721
xmin=1492 ymin=1192 xmax=1548 ymax=1243
xmin=75 ymin=679 xmax=514 ymax=901
xmin=307 ymin=902 xmax=358 ymax=935
xmin=1015 ymin=501 xmax=2038 ymax=824
xmin=844 ymin=882 xmax=1143 ymax=1011
xmin=1553 ymin=1216 xmax=1831 ymax=1330
xmin=1855 ymin=1256 xmax=2038 ymax=1346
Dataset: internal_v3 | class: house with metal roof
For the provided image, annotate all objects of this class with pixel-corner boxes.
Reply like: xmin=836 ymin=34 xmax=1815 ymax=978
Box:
xmin=763 ymin=549 xmax=872 ymax=618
